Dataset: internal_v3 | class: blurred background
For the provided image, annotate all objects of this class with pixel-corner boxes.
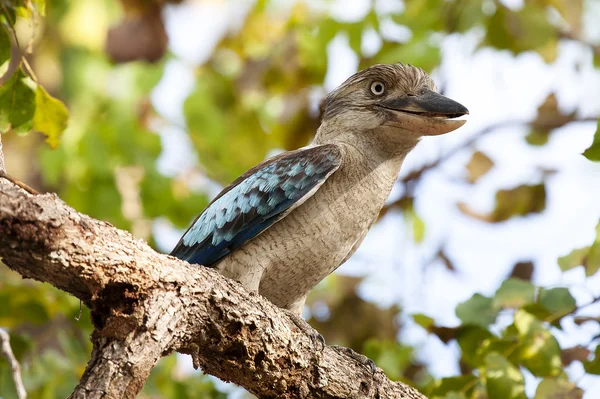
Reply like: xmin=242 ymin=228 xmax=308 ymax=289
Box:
xmin=1 ymin=0 xmax=600 ymax=398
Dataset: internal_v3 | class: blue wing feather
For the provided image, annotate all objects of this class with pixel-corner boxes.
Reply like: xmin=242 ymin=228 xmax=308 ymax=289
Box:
xmin=170 ymin=144 xmax=342 ymax=266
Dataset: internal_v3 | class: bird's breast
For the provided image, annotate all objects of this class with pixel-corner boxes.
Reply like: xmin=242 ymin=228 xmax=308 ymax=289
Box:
xmin=249 ymin=148 xmax=406 ymax=310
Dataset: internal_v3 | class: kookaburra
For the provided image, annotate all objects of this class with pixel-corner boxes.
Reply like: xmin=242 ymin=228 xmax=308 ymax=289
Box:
xmin=171 ymin=63 xmax=468 ymax=322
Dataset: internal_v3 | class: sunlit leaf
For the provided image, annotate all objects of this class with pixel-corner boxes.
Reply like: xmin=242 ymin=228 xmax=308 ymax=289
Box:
xmin=534 ymin=378 xmax=583 ymax=399
xmin=406 ymin=206 xmax=426 ymax=243
xmin=482 ymin=352 xmax=526 ymax=399
xmin=514 ymin=310 xmax=562 ymax=377
xmin=558 ymin=247 xmax=591 ymax=271
xmin=33 ymin=85 xmax=69 ymax=148
xmin=493 ymin=278 xmax=535 ymax=309
xmin=558 ymin=220 xmax=600 ymax=276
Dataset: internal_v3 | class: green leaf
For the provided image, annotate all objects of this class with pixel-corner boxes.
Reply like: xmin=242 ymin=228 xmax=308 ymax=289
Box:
xmin=457 ymin=326 xmax=495 ymax=368
xmin=466 ymin=151 xmax=494 ymax=183
xmin=0 ymin=68 xmax=36 ymax=134
xmin=493 ymin=278 xmax=536 ymax=309
xmin=33 ymin=85 xmax=69 ymax=148
xmin=458 ymin=184 xmax=546 ymax=223
xmin=558 ymin=247 xmax=591 ymax=272
xmin=525 ymin=129 xmax=550 ymax=146
xmin=534 ymin=378 xmax=583 ymax=399
xmin=538 ymin=287 xmax=576 ymax=317
xmin=406 ymin=206 xmax=426 ymax=243
xmin=492 ymin=184 xmax=546 ymax=222
xmin=456 ymin=294 xmax=498 ymax=328
xmin=486 ymin=4 xmax=555 ymax=55
xmin=413 ymin=313 xmax=435 ymax=329
xmin=583 ymin=120 xmax=600 ymax=161
xmin=412 ymin=314 xmax=459 ymax=343
xmin=0 ymin=25 xmax=10 ymax=66
xmin=483 ymin=352 xmax=527 ymax=399
xmin=514 ymin=310 xmax=562 ymax=377
xmin=558 ymin=220 xmax=600 ymax=276
xmin=584 ymin=345 xmax=600 ymax=375
xmin=523 ymin=287 xmax=576 ymax=328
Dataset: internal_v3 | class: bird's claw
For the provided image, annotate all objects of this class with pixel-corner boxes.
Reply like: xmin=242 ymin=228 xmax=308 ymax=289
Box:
xmin=311 ymin=330 xmax=326 ymax=351
xmin=283 ymin=309 xmax=325 ymax=351
xmin=331 ymin=345 xmax=377 ymax=374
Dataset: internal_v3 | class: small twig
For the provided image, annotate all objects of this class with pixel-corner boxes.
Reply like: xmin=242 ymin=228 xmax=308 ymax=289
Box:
xmin=0 ymin=328 xmax=27 ymax=399
xmin=0 ymin=171 xmax=39 ymax=195
xmin=75 ymin=300 xmax=82 ymax=321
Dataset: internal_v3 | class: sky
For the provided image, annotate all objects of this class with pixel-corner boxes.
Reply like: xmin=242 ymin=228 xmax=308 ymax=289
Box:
xmin=149 ymin=0 xmax=600 ymax=397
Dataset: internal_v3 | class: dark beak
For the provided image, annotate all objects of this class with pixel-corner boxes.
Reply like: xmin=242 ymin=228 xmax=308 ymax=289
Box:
xmin=380 ymin=89 xmax=469 ymax=135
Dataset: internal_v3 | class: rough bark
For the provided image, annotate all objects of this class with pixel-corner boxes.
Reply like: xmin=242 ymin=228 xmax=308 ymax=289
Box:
xmin=0 ymin=179 xmax=427 ymax=399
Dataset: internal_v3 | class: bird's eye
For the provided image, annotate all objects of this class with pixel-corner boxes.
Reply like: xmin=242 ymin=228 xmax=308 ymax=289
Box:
xmin=370 ymin=81 xmax=385 ymax=96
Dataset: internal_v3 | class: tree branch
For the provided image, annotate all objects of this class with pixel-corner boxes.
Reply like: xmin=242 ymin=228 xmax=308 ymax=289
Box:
xmin=0 ymin=328 xmax=27 ymax=399
xmin=0 ymin=179 xmax=427 ymax=399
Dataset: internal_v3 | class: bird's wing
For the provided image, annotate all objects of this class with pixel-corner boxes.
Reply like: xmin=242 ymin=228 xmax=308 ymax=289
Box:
xmin=170 ymin=144 xmax=343 ymax=266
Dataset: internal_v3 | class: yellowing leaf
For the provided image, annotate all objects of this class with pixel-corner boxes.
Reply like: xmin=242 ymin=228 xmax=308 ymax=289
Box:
xmin=33 ymin=85 xmax=69 ymax=148
xmin=534 ymin=378 xmax=583 ymax=399
xmin=493 ymin=279 xmax=535 ymax=309
xmin=409 ymin=207 xmax=426 ymax=243
xmin=558 ymin=219 xmax=600 ymax=276
xmin=466 ymin=151 xmax=493 ymax=183
xmin=458 ymin=184 xmax=546 ymax=223
xmin=483 ymin=352 xmax=527 ymax=399
xmin=514 ymin=310 xmax=562 ymax=377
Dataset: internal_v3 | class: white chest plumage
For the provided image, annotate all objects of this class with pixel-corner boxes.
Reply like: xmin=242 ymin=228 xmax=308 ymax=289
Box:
xmin=215 ymin=143 xmax=407 ymax=313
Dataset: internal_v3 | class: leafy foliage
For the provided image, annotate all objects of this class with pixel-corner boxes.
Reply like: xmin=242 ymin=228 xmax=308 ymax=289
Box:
xmin=0 ymin=0 xmax=69 ymax=144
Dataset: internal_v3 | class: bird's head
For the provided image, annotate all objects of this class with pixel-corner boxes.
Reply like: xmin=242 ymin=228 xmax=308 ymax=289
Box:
xmin=316 ymin=63 xmax=468 ymax=149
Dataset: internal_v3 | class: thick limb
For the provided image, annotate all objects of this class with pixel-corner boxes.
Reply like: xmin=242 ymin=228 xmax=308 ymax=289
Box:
xmin=281 ymin=309 xmax=376 ymax=374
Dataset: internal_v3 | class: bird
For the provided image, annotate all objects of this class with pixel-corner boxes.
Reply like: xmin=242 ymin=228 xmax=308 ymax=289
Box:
xmin=170 ymin=63 xmax=468 ymax=344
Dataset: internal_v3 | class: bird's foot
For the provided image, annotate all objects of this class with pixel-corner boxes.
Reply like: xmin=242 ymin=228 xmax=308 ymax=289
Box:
xmin=282 ymin=309 xmax=326 ymax=351
xmin=330 ymin=345 xmax=377 ymax=374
